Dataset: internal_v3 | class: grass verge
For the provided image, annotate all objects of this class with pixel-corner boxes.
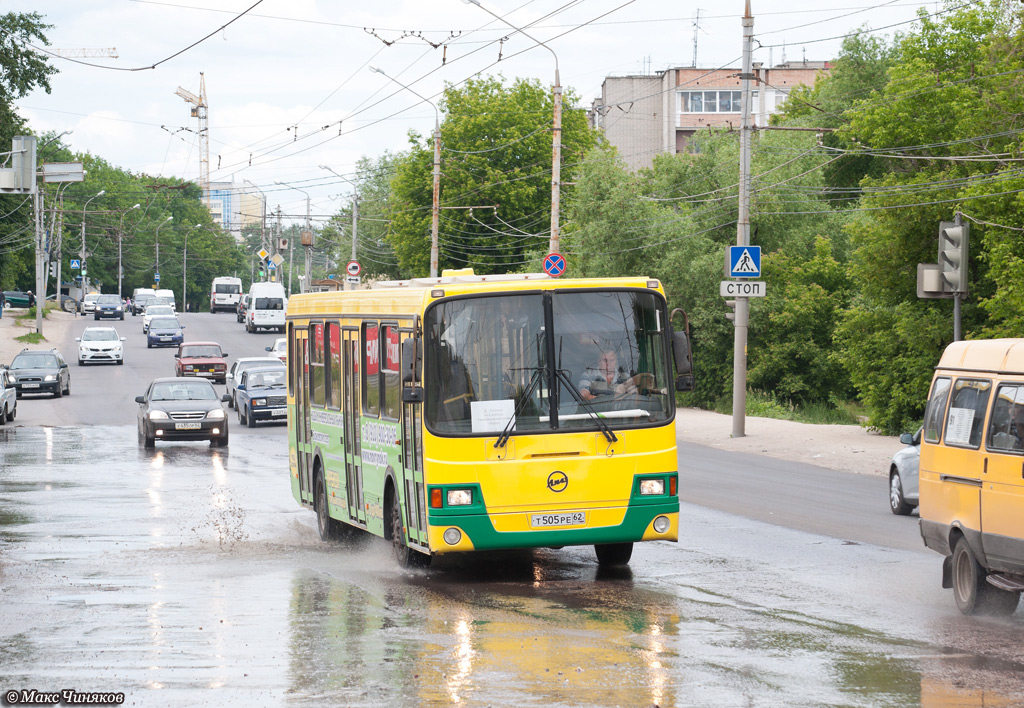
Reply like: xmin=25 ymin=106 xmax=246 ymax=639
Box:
xmin=712 ymin=389 xmax=865 ymax=425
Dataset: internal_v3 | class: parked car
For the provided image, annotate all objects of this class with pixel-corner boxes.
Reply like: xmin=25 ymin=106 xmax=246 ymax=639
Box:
xmin=142 ymin=304 xmax=176 ymax=333
xmin=174 ymin=341 xmax=229 ymax=384
xmin=93 ymin=293 xmax=125 ymax=320
xmin=8 ymin=348 xmax=71 ymax=398
xmin=135 ymin=377 xmax=230 ymax=448
xmin=889 ymin=427 xmax=921 ymax=515
xmin=76 ymin=326 xmax=126 ymax=366
xmin=3 ymin=290 xmax=33 ymax=308
xmin=146 ymin=316 xmax=184 ymax=348
xmin=226 ymin=356 xmax=285 ymax=408
xmin=0 ymin=368 xmax=17 ymax=423
xmin=236 ymin=293 xmax=250 ymax=323
xmin=46 ymin=293 xmax=79 ymax=312
xmin=235 ymin=366 xmax=288 ymax=427
xmin=265 ymin=337 xmax=287 ymax=363
xmin=79 ymin=292 xmax=100 ymax=315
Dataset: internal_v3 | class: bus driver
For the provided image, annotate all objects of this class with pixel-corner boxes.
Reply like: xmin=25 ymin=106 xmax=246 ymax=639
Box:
xmin=578 ymin=347 xmax=637 ymax=402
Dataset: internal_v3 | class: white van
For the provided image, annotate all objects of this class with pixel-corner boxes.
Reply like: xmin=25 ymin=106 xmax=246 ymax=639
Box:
xmin=246 ymin=282 xmax=287 ymax=333
xmin=210 ymin=276 xmax=243 ymax=313
xmin=154 ymin=288 xmax=177 ymax=312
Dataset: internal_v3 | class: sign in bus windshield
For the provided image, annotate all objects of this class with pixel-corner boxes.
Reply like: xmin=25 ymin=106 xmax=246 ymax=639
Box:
xmin=423 ymin=290 xmax=672 ymax=436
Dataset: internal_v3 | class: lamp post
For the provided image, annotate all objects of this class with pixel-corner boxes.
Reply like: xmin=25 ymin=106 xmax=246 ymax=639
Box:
xmin=118 ymin=203 xmax=141 ymax=298
xmin=155 ymin=215 xmax=173 ymax=285
xmin=183 ymin=223 xmax=202 ymax=313
xmin=274 ymin=181 xmax=312 ymax=292
xmin=369 ymin=66 xmax=441 ymax=278
xmin=79 ymin=189 xmax=104 ymax=299
xmin=318 ymin=165 xmax=360 ymax=290
xmin=462 ymin=0 xmax=561 ymax=255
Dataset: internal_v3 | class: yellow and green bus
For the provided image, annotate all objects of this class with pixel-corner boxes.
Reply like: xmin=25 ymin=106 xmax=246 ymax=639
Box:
xmin=285 ymin=270 xmax=693 ymax=567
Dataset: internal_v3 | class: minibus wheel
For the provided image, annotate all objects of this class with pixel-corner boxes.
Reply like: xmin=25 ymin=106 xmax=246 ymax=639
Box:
xmin=952 ymin=537 xmax=1021 ymax=615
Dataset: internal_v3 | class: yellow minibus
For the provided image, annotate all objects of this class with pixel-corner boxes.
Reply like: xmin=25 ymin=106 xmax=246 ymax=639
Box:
xmin=919 ymin=338 xmax=1024 ymax=614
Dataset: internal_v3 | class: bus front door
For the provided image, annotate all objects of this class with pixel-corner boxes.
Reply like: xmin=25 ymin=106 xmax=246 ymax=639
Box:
xmin=343 ymin=328 xmax=365 ymax=523
xmin=293 ymin=328 xmax=313 ymax=503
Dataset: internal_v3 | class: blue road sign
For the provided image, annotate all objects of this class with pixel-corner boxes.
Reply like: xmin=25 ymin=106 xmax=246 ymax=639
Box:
xmin=267 ymin=261 xmax=276 ymax=270
xmin=154 ymin=272 xmax=160 ymax=283
xmin=729 ymin=246 xmax=761 ymax=278
xmin=70 ymin=259 xmax=81 ymax=269
xmin=543 ymin=252 xmax=566 ymax=277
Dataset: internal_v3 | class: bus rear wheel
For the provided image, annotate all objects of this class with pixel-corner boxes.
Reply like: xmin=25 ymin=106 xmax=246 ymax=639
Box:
xmin=952 ymin=537 xmax=1020 ymax=615
xmin=595 ymin=542 xmax=633 ymax=567
xmin=315 ymin=471 xmax=343 ymax=542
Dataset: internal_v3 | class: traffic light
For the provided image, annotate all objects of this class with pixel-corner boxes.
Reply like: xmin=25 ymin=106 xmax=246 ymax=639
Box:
xmin=724 ymin=299 xmax=737 ymax=321
xmin=938 ymin=220 xmax=969 ymax=293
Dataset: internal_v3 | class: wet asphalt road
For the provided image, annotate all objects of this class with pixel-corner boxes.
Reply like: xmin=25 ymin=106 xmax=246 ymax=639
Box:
xmin=1 ymin=313 xmax=1022 ymax=707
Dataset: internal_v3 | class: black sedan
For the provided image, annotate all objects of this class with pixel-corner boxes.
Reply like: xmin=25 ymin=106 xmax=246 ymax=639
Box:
xmin=136 ymin=377 xmax=230 ymax=448
xmin=146 ymin=316 xmax=185 ymax=348
xmin=8 ymin=348 xmax=71 ymax=398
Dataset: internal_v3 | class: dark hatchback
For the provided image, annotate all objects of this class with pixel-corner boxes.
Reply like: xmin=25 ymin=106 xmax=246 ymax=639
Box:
xmin=8 ymin=348 xmax=71 ymax=398
xmin=94 ymin=294 xmax=125 ymax=320
xmin=136 ymin=377 xmax=230 ymax=448
xmin=146 ymin=316 xmax=184 ymax=348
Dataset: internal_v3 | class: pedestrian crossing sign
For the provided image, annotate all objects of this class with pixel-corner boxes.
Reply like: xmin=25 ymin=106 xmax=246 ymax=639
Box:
xmin=728 ymin=246 xmax=761 ymax=278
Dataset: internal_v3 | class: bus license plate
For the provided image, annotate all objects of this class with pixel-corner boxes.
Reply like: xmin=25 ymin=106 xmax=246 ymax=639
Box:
xmin=530 ymin=512 xmax=586 ymax=528
xmin=175 ymin=422 xmax=201 ymax=430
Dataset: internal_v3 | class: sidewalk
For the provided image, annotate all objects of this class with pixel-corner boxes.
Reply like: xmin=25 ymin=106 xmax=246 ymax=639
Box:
xmin=0 ymin=307 xmax=78 ymax=365
xmin=675 ymin=407 xmax=903 ymax=478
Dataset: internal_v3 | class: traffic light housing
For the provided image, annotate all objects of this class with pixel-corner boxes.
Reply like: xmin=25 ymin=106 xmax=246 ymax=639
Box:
xmin=938 ymin=220 xmax=969 ymax=294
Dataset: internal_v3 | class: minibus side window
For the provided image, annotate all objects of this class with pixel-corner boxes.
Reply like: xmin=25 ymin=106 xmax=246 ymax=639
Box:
xmin=944 ymin=378 xmax=992 ymax=449
xmin=987 ymin=383 xmax=1024 ymax=453
xmin=923 ymin=377 xmax=951 ymax=443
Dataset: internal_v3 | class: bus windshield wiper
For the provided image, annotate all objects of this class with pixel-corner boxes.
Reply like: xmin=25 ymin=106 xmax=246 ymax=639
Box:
xmin=494 ymin=367 xmax=543 ymax=449
xmin=555 ymin=368 xmax=617 ymax=443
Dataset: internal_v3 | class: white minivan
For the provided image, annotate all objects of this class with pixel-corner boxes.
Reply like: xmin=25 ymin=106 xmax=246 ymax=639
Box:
xmin=210 ymin=276 xmax=243 ymax=313
xmin=154 ymin=288 xmax=177 ymax=312
xmin=246 ymin=282 xmax=287 ymax=333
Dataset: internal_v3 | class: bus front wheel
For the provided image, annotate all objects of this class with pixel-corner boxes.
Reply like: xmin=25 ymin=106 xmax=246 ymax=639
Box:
xmin=595 ymin=542 xmax=633 ymax=567
xmin=952 ymin=537 xmax=1020 ymax=615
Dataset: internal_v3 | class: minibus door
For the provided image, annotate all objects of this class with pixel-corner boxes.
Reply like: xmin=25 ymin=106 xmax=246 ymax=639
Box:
xmin=981 ymin=382 xmax=1024 ymax=570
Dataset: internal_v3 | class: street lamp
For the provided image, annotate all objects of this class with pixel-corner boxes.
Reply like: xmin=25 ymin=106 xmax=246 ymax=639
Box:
xmin=80 ymin=189 xmax=104 ymax=297
xmin=183 ymin=223 xmax=202 ymax=312
xmin=461 ymin=0 xmax=562 ymax=255
xmin=274 ymin=180 xmax=311 ymax=293
xmin=155 ymin=215 xmax=173 ymax=284
xmin=318 ymin=164 xmax=360 ymax=290
xmin=369 ymin=66 xmax=442 ymax=278
xmin=118 ymin=203 xmax=141 ymax=298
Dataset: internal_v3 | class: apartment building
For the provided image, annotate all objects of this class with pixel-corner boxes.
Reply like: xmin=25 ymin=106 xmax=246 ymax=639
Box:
xmin=205 ymin=179 xmax=265 ymax=238
xmin=591 ymin=61 xmax=830 ymax=171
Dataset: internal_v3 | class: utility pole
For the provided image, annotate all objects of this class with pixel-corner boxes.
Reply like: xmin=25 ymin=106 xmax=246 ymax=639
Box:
xmin=732 ymin=0 xmax=754 ymax=438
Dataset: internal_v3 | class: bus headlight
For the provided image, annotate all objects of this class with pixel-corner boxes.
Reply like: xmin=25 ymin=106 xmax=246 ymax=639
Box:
xmin=443 ymin=528 xmax=462 ymax=545
xmin=447 ymin=489 xmax=473 ymax=506
xmin=653 ymin=516 xmax=671 ymax=534
xmin=640 ymin=479 xmax=665 ymax=495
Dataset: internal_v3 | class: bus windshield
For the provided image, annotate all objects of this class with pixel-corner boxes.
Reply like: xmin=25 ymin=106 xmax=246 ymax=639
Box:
xmin=424 ymin=290 xmax=672 ymax=435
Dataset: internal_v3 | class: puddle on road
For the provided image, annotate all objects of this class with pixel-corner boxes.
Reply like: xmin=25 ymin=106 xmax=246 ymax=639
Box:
xmin=0 ymin=426 xmax=1022 ymax=707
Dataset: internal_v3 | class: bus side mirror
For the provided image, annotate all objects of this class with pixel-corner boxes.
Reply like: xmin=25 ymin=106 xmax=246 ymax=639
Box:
xmin=672 ymin=330 xmax=694 ymax=392
xmin=402 ymin=338 xmax=421 ymax=383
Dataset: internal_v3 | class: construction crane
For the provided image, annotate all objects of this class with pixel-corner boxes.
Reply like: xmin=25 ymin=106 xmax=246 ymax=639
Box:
xmin=51 ymin=48 xmax=119 ymax=59
xmin=175 ymin=72 xmax=210 ymax=207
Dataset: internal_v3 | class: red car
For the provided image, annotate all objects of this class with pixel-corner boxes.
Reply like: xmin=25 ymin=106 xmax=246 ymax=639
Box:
xmin=174 ymin=341 xmax=229 ymax=384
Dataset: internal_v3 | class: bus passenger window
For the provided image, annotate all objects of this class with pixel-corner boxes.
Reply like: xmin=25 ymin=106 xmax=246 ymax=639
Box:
xmin=310 ymin=323 xmax=326 ymax=407
xmin=382 ymin=326 xmax=401 ymax=420
xmin=364 ymin=323 xmax=380 ymax=417
xmin=328 ymin=323 xmax=341 ymax=409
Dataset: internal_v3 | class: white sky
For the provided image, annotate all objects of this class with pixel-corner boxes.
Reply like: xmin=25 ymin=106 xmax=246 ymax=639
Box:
xmin=7 ymin=0 xmax=942 ymax=225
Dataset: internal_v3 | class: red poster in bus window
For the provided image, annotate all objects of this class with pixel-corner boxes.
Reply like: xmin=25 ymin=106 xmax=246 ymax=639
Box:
xmin=365 ymin=325 xmax=379 ymax=376
xmin=313 ymin=324 xmax=324 ymax=363
xmin=329 ymin=324 xmax=340 ymax=360
xmin=384 ymin=327 xmax=400 ymax=373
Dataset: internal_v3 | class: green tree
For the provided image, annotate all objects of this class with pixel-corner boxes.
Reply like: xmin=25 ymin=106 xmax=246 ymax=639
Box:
xmin=388 ymin=75 xmax=600 ymax=276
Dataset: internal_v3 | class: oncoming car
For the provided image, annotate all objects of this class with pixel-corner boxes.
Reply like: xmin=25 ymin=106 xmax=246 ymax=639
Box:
xmin=76 ymin=326 xmax=126 ymax=366
xmin=142 ymin=304 xmax=175 ymax=333
xmin=265 ymin=337 xmax=287 ymax=363
xmin=174 ymin=342 xmax=229 ymax=384
xmin=0 ymin=368 xmax=17 ymax=423
xmin=8 ymin=348 xmax=71 ymax=398
xmin=235 ymin=367 xmax=287 ymax=427
xmin=226 ymin=356 xmax=284 ymax=409
xmin=146 ymin=316 xmax=184 ymax=348
xmin=93 ymin=294 xmax=125 ymax=320
xmin=135 ymin=377 xmax=230 ymax=448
